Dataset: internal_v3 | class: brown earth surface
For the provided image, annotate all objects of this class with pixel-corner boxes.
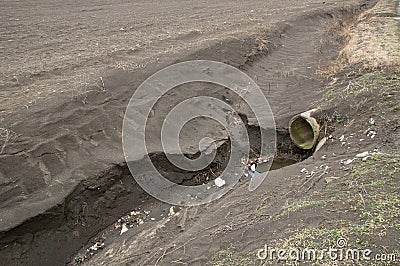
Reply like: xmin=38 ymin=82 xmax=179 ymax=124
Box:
xmin=1 ymin=0 xmax=399 ymax=265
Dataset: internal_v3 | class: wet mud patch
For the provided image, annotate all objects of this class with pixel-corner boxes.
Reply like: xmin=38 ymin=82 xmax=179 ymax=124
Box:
xmin=136 ymin=118 xmax=313 ymax=187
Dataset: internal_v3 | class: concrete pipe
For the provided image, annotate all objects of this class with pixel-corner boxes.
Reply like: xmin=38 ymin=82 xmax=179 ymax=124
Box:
xmin=289 ymin=109 xmax=320 ymax=150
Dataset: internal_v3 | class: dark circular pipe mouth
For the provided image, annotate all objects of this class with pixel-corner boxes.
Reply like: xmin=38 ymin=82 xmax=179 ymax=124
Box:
xmin=289 ymin=115 xmax=319 ymax=149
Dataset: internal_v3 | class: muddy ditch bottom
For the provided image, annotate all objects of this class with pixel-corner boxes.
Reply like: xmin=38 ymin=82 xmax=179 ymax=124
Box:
xmin=0 ymin=127 xmax=312 ymax=265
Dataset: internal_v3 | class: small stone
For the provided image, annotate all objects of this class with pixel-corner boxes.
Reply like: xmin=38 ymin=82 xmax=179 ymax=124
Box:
xmin=342 ymin=159 xmax=353 ymax=165
xmin=362 ymin=156 xmax=372 ymax=162
xmin=325 ymin=176 xmax=341 ymax=183
xmin=356 ymin=151 xmax=369 ymax=158
xmin=214 ymin=177 xmax=226 ymax=187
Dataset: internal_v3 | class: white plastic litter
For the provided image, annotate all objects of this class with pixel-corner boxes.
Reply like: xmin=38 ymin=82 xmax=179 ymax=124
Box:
xmin=120 ymin=224 xmax=129 ymax=235
xmin=369 ymin=118 xmax=375 ymax=125
xmin=214 ymin=177 xmax=226 ymax=187
xmin=169 ymin=206 xmax=175 ymax=216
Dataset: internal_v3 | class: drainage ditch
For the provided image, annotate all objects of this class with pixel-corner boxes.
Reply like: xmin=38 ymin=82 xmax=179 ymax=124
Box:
xmin=0 ymin=124 xmax=312 ymax=265
xmin=0 ymin=3 xmax=373 ymax=265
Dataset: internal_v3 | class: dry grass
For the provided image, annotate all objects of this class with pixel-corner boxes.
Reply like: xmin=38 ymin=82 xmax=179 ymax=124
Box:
xmin=338 ymin=0 xmax=400 ymax=71
xmin=0 ymin=128 xmax=20 ymax=154
xmin=317 ymin=0 xmax=400 ymax=77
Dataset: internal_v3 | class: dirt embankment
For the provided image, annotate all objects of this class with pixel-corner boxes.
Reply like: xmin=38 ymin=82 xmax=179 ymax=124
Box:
xmin=83 ymin=1 xmax=399 ymax=265
xmin=1 ymin=0 xmax=398 ymax=265
xmin=1 ymin=0 xmax=367 ymax=234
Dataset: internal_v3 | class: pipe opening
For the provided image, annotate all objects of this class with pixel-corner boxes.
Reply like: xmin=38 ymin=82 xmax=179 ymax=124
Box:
xmin=289 ymin=115 xmax=319 ymax=150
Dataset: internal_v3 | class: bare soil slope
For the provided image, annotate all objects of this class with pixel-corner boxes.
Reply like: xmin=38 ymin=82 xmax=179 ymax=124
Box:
xmin=2 ymin=0 xmax=396 ymax=265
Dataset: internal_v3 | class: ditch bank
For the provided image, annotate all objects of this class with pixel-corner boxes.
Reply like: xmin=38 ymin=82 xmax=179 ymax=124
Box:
xmin=0 ymin=2 xmax=375 ymax=265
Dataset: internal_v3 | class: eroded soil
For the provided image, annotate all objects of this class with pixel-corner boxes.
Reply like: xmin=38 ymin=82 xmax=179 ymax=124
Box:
xmin=2 ymin=0 xmax=394 ymax=265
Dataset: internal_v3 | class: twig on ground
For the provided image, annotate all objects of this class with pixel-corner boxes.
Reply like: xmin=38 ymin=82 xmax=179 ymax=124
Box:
xmin=306 ymin=165 xmax=330 ymax=192
xmin=99 ymin=76 xmax=106 ymax=91
xmin=154 ymin=237 xmax=196 ymax=266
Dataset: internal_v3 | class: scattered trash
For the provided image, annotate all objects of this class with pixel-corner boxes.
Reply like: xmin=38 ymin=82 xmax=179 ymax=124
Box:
xmin=120 ymin=224 xmax=128 ymax=235
xmin=214 ymin=177 xmax=226 ymax=187
xmin=319 ymin=164 xmax=328 ymax=169
xmin=87 ymin=238 xmax=105 ymax=251
xmin=74 ymin=254 xmax=88 ymax=263
xmin=341 ymin=159 xmax=353 ymax=165
xmin=306 ymin=171 xmax=315 ymax=178
xmin=356 ymin=151 xmax=369 ymax=158
xmin=366 ymin=129 xmax=376 ymax=139
xmin=169 ymin=206 xmax=176 ymax=216
xmin=242 ymin=157 xmax=270 ymax=179
xmin=369 ymin=118 xmax=375 ymax=125
xmin=325 ymin=176 xmax=341 ymax=183
xmin=114 ymin=209 xmax=149 ymax=231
